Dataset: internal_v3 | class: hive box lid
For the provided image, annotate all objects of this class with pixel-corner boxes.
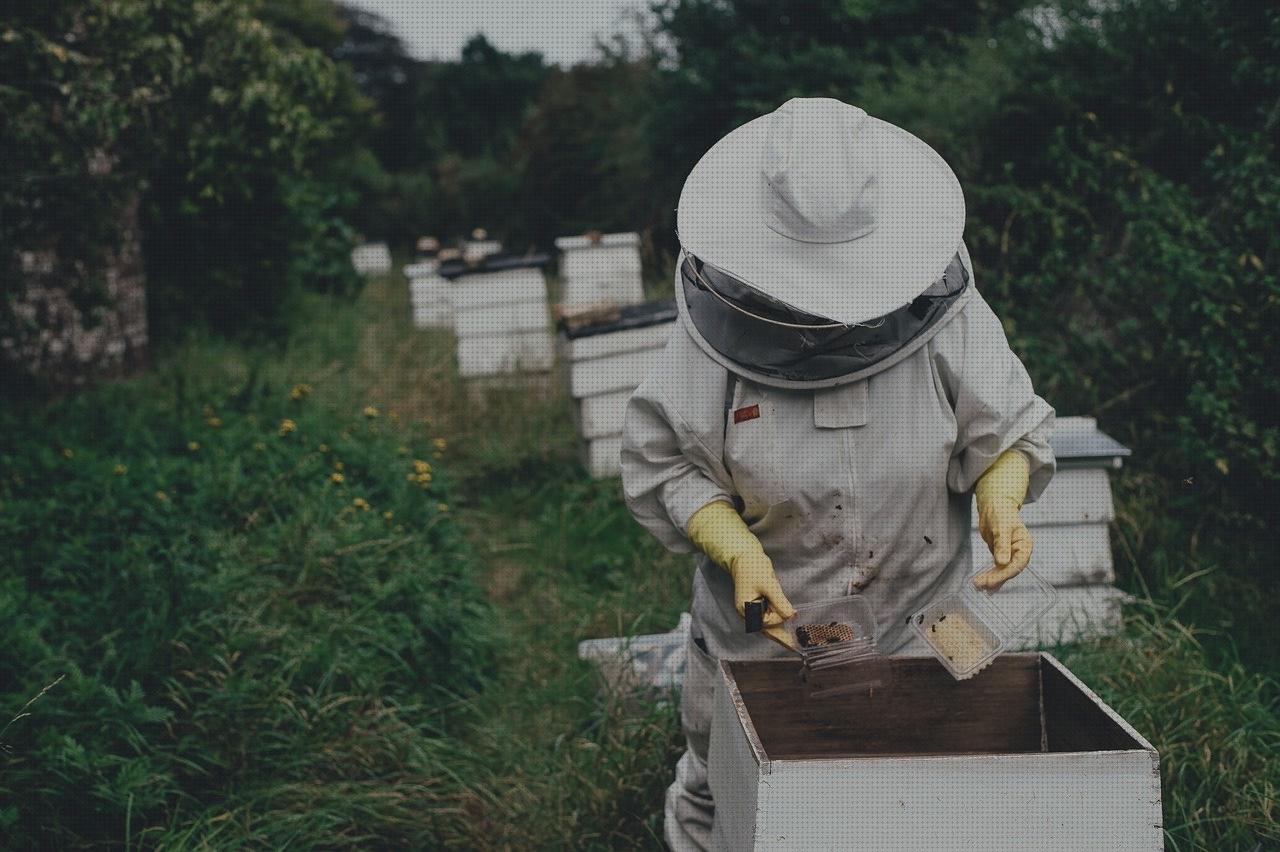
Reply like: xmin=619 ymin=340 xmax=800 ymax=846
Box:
xmin=437 ymin=252 xmax=551 ymax=280
xmin=1049 ymin=416 xmax=1132 ymax=468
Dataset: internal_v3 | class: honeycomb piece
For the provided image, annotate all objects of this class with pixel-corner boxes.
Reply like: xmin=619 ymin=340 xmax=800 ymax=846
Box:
xmin=795 ymin=621 xmax=857 ymax=648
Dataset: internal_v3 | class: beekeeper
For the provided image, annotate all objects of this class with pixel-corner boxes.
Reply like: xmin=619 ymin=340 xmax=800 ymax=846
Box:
xmin=620 ymin=97 xmax=1056 ymax=851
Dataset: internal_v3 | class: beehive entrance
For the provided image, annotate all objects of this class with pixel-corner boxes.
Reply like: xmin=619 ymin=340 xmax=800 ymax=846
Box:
xmin=727 ymin=654 xmax=1145 ymax=760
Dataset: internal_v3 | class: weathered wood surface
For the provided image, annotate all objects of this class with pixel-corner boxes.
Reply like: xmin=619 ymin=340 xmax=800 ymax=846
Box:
xmin=969 ymin=522 xmax=1115 ymax=586
xmin=555 ymin=232 xmax=645 ymax=311
xmin=711 ymin=654 xmax=1162 ymax=851
xmin=456 ymin=331 xmax=554 ymax=377
xmin=453 ymin=300 xmax=549 ymax=337
xmin=973 ymin=467 xmax=1116 ymax=528
xmin=450 ymin=268 xmax=547 ymax=310
xmin=569 ymin=346 xmax=662 ymax=399
xmin=578 ymin=388 xmax=633 ymax=440
xmin=583 ymin=434 xmax=623 ymax=479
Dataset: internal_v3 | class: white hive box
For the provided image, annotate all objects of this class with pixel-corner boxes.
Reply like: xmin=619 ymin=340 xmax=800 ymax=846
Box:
xmin=350 ymin=242 xmax=392 ymax=276
xmin=404 ymin=261 xmax=452 ymax=329
xmin=559 ymin=301 xmax=677 ymax=478
xmin=709 ymin=654 xmax=1161 ymax=852
xmin=462 ymin=239 xmax=503 ymax=264
xmin=969 ymin=416 xmax=1133 ymax=643
xmin=554 ymin=231 xmax=645 ymax=312
xmin=439 ymin=254 xmax=553 ymax=378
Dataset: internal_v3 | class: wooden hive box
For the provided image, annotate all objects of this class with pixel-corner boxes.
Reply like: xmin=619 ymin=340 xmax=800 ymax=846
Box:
xmin=967 ymin=417 xmax=1133 ymax=644
xmin=404 ymin=262 xmax=453 ymax=329
xmin=709 ymin=654 xmax=1161 ymax=851
xmin=350 ymin=242 xmax=392 ymax=276
xmin=554 ymin=231 xmax=645 ymax=312
xmin=439 ymin=254 xmax=553 ymax=378
xmin=558 ymin=301 xmax=677 ymax=478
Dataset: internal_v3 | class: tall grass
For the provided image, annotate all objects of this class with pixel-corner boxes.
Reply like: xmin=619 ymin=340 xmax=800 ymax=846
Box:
xmin=4 ymin=272 xmax=1276 ymax=849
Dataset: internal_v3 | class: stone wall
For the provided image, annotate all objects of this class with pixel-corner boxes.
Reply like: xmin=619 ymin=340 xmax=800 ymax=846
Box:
xmin=2 ymin=197 xmax=148 ymax=388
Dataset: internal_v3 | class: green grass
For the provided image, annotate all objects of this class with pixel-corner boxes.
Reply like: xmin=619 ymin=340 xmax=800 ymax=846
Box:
xmin=2 ymin=272 xmax=1277 ymax=849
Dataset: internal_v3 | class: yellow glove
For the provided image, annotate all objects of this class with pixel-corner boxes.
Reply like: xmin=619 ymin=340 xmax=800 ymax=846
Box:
xmin=972 ymin=449 xmax=1033 ymax=592
xmin=687 ymin=500 xmax=797 ymax=649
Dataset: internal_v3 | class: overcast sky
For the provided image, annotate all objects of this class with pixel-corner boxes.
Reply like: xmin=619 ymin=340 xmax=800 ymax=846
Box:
xmin=340 ymin=0 xmax=657 ymax=67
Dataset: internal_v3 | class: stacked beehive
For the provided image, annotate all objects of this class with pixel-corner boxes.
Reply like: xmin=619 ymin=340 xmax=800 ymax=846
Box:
xmin=554 ymin=231 xmax=645 ymax=312
xmin=561 ymin=302 xmax=677 ymax=478
xmin=350 ymin=242 xmax=392 ymax=276
xmin=979 ymin=415 xmax=1132 ymax=647
xmin=403 ymin=260 xmax=452 ymax=329
xmin=438 ymin=254 xmax=553 ymax=379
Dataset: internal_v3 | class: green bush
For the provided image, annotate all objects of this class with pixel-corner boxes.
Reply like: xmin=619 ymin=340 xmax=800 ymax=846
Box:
xmin=0 ymin=360 xmax=494 ymax=847
xmin=1 ymin=0 xmax=368 ymax=344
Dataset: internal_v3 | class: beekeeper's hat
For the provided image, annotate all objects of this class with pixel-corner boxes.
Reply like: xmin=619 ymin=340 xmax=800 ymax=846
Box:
xmin=676 ymin=97 xmax=965 ymax=326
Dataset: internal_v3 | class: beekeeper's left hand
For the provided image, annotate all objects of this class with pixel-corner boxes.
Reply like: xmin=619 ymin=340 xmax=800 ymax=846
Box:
xmin=972 ymin=450 xmax=1033 ymax=592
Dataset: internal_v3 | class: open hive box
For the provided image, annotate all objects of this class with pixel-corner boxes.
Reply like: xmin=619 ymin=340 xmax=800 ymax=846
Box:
xmin=709 ymin=653 xmax=1161 ymax=851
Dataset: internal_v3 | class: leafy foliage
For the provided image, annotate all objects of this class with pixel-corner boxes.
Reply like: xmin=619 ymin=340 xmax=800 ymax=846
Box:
xmin=1 ymin=0 xmax=367 ymax=341
xmin=0 ymin=323 xmax=494 ymax=847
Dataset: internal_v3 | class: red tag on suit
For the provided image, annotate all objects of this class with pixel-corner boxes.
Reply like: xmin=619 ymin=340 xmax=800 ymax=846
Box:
xmin=733 ymin=404 xmax=761 ymax=424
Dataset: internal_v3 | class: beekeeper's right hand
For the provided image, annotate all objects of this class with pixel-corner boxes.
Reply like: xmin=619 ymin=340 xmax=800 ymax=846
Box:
xmin=688 ymin=500 xmax=797 ymax=649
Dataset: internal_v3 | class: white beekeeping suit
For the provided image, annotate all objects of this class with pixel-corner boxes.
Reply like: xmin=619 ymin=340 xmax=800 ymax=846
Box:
xmin=620 ymin=97 xmax=1055 ymax=852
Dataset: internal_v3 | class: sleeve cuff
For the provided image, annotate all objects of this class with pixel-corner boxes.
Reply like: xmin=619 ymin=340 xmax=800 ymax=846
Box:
xmin=662 ymin=470 xmax=733 ymax=540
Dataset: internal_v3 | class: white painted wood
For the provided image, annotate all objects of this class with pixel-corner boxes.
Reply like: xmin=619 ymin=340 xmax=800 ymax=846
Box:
xmin=751 ymin=750 xmax=1161 ymax=851
xmin=462 ymin=239 xmax=502 ymax=262
xmin=579 ymin=389 xmax=633 ymax=440
xmin=450 ymin=268 xmax=548 ymax=310
xmin=584 ymin=434 xmax=623 ymax=479
xmin=709 ymin=666 xmax=764 ymax=852
xmin=456 ymin=331 xmax=554 ymax=378
xmin=974 ymin=467 xmax=1115 ymax=528
xmin=562 ymin=322 xmax=673 ymax=362
xmin=403 ymin=261 xmax=439 ymax=279
xmin=970 ymin=523 xmax=1115 ymax=586
xmin=350 ymin=242 xmax=392 ymax=275
xmin=453 ymin=300 xmax=549 ymax=338
xmin=569 ymin=346 xmax=661 ymax=399
xmin=710 ymin=654 xmax=1162 ymax=852
xmin=412 ymin=305 xmax=453 ymax=329
xmin=556 ymin=233 xmax=644 ymax=310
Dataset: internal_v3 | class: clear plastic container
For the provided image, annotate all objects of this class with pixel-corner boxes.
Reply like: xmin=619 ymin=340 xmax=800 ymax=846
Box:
xmin=785 ymin=595 xmax=890 ymax=698
xmin=910 ymin=566 xmax=1058 ymax=680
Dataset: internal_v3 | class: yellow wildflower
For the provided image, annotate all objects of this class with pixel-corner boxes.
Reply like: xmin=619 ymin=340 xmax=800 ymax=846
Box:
xmin=433 ymin=438 xmax=447 ymax=452
xmin=330 ymin=472 xmax=345 ymax=484
xmin=113 ymin=463 xmax=128 ymax=476
xmin=62 ymin=447 xmax=74 ymax=459
xmin=416 ymin=472 xmax=432 ymax=485
xmin=187 ymin=441 xmax=201 ymax=452
xmin=413 ymin=459 xmax=431 ymax=474
xmin=353 ymin=497 xmax=370 ymax=511
xmin=289 ymin=383 xmax=312 ymax=401
xmin=437 ymin=502 xmax=448 ymax=513
xmin=155 ymin=490 xmax=169 ymax=503
xmin=318 ymin=443 xmax=330 ymax=454
xmin=363 ymin=405 xmax=380 ymax=418
xmin=206 ymin=416 xmax=222 ymax=428
xmin=388 ymin=411 xmax=400 ymax=422
xmin=279 ymin=419 xmax=297 ymax=437
xmin=383 ymin=511 xmax=394 ymax=521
